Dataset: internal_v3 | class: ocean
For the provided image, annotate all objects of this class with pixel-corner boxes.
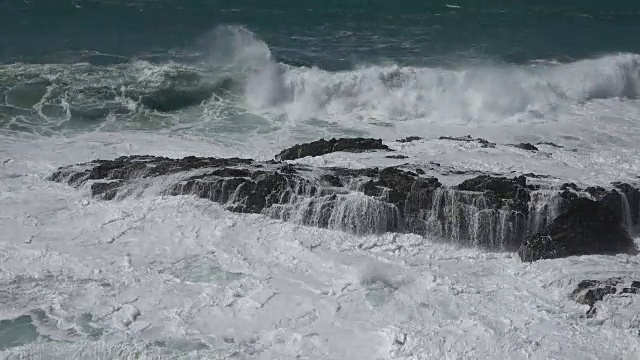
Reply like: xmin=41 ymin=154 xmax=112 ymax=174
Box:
xmin=1 ymin=1 xmax=639 ymax=358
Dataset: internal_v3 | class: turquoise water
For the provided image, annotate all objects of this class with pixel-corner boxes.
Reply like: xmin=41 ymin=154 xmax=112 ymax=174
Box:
xmin=0 ymin=0 xmax=639 ymax=140
xmin=0 ymin=315 xmax=42 ymax=351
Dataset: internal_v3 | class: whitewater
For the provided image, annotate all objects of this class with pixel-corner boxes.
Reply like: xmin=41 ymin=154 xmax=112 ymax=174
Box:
xmin=2 ymin=24 xmax=640 ymax=359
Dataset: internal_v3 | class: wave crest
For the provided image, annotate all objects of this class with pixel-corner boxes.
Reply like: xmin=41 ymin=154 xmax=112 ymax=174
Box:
xmin=1 ymin=25 xmax=639 ymax=138
xmin=246 ymin=53 xmax=640 ymax=125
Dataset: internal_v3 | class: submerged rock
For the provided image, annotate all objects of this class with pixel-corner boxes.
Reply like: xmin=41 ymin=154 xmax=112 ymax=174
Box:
xmin=275 ymin=138 xmax=391 ymax=161
xmin=537 ymin=141 xmax=564 ymax=148
xmin=560 ymin=183 xmax=579 ymax=191
xmin=439 ymin=135 xmax=496 ymax=148
xmin=570 ymin=277 xmax=639 ymax=318
xmin=512 ymin=143 xmax=539 ymax=151
xmin=49 ymin=141 xmax=640 ymax=260
xmin=396 ymin=136 xmax=423 ymax=143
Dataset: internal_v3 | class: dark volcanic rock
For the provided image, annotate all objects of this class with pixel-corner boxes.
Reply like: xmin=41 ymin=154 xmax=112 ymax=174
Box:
xmin=519 ymin=190 xmax=637 ymax=261
xmin=570 ymin=277 xmax=639 ymax=318
xmin=457 ymin=175 xmax=530 ymax=215
xmin=396 ymin=136 xmax=423 ymax=143
xmin=523 ymin=173 xmax=552 ymax=179
xmin=457 ymin=175 xmax=526 ymax=198
xmin=537 ymin=141 xmax=564 ymax=148
xmin=572 ymin=278 xmax=622 ymax=306
xmin=47 ymin=155 xmax=539 ymax=249
xmin=439 ymin=135 xmax=496 ymax=148
xmin=275 ymin=138 xmax=391 ymax=161
xmin=584 ymin=186 xmax=607 ymax=198
xmin=49 ymin=148 xmax=640 ymax=260
xmin=612 ymin=182 xmax=640 ymax=226
xmin=513 ymin=143 xmax=539 ymax=151
xmin=560 ymin=183 xmax=579 ymax=191
xmin=385 ymin=155 xmax=409 ymax=159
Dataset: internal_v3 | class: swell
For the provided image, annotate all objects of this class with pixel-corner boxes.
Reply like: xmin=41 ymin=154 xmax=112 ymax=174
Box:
xmin=1 ymin=25 xmax=640 ymax=137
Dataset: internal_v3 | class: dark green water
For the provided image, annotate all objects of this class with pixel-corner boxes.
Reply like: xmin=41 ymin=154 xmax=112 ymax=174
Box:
xmin=1 ymin=0 xmax=639 ymax=139
xmin=2 ymin=0 xmax=640 ymax=66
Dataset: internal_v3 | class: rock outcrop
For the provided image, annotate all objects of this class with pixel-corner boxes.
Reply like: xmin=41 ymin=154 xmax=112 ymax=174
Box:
xmin=571 ymin=277 xmax=640 ymax=318
xmin=518 ymin=189 xmax=637 ymax=262
xmin=537 ymin=141 xmax=564 ymax=148
xmin=512 ymin=143 xmax=539 ymax=151
xmin=439 ymin=135 xmax=496 ymax=148
xmin=48 ymin=137 xmax=640 ymax=261
xmin=396 ymin=136 xmax=423 ymax=143
xmin=275 ymin=138 xmax=391 ymax=161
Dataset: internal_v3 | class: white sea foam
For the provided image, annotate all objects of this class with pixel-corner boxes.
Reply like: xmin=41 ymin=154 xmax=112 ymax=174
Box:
xmin=2 ymin=26 xmax=640 ymax=152
xmin=247 ymin=52 xmax=640 ymax=146
xmin=1 ymin=26 xmax=640 ymax=359
xmin=1 ymin=124 xmax=639 ymax=358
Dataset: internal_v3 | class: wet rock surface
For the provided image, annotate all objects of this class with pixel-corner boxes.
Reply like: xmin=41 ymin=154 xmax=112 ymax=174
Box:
xmin=537 ymin=141 xmax=564 ymax=148
xmin=512 ymin=143 xmax=539 ymax=151
xmin=571 ymin=277 xmax=640 ymax=318
xmin=613 ymin=182 xmax=640 ymax=226
xmin=439 ymin=135 xmax=496 ymax=148
xmin=396 ymin=136 xmax=423 ymax=143
xmin=49 ymin=137 xmax=640 ymax=261
xmin=519 ymin=189 xmax=638 ymax=262
xmin=275 ymin=138 xmax=391 ymax=160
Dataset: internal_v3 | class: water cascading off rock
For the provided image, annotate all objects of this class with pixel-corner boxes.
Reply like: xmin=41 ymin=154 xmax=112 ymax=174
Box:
xmin=47 ymin=138 xmax=640 ymax=262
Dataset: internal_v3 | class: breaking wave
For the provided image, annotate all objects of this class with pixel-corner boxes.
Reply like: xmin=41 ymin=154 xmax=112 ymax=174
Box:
xmin=1 ymin=25 xmax=639 ymax=138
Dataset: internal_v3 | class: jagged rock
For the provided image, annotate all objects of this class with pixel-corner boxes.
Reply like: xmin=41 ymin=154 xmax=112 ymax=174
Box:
xmin=519 ymin=190 xmax=637 ymax=261
xmin=571 ymin=278 xmax=622 ymax=306
xmin=396 ymin=136 xmax=422 ymax=143
xmin=560 ymin=183 xmax=579 ymax=191
xmin=457 ymin=175 xmax=526 ymax=198
xmin=523 ymin=173 xmax=552 ymax=179
xmin=513 ymin=143 xmax=539 ymax=151
xmin=536 ymin=141 xmax=564 ymax=148
xmin=570 ymin=277 xmax=639 ymax=318
xmin=584 ymin=186 xmax=607 ymax=198
xmin=48 ymin=155 xmax=534 ymax=249
xmin=622 ymin=288 xmax=639 ymax=294
xmin=275 ymin=138 xmax=391 ymax=161
xmin=457 ymin=175 xmax=530 ymax=215
xmin=518 ymin=234 xmax=566 ymax=261
xmin=49 ymin=150 xmax=640 ymax=259
xmin=439 ymin=135 xmax=496 ymax=148
xmin=612 ymin=182 xmax=640 ymax=226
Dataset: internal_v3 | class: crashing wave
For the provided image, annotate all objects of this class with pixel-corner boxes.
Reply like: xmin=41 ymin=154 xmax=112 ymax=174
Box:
xmin=1 ymin=26 xmax=640 ymax=138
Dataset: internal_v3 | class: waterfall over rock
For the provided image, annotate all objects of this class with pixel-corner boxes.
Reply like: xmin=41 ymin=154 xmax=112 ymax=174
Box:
xmin=48 ymin=138 xmax=640 ymax=261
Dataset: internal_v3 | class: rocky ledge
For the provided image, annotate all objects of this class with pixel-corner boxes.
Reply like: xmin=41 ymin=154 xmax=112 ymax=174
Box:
xmin=48 ymin=138 xmax=639 ymax=262
xmin=275 ymin=137 xmax=391 ymax=160
xmin=571 ymin=277 xmax=640 ymax=320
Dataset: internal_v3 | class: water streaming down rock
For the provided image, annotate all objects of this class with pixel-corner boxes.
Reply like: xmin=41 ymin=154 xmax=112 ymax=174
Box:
xmin=527 ymin=190 xmax=563 ymax=237
xmin=266 ymin=192 xmax=401 ymax=235
xmin=613 ymin=182 xmax=640 ymax=234
xmin=519 ymin=188 xmax=638 ymax=261
xmin=47 ymin=139 xmax=640 ymax=260
xmin=421 ymin=187 xmax=530 ymax=249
